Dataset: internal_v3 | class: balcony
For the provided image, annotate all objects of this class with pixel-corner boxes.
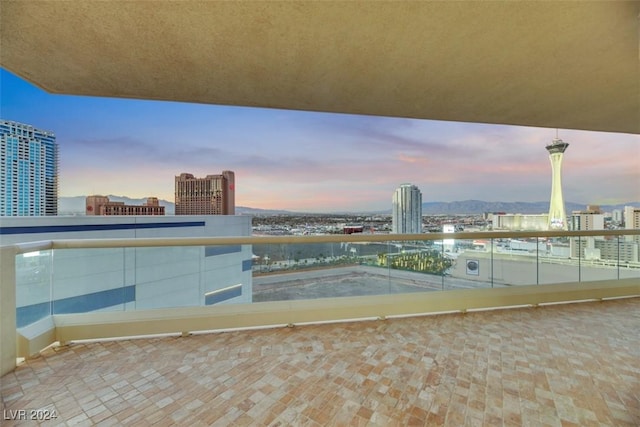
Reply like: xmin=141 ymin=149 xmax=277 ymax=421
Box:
xmin=2 ymin=3 xmax=638 ymax=423
xmin=1 ymin=230 xmax=639 ymax=425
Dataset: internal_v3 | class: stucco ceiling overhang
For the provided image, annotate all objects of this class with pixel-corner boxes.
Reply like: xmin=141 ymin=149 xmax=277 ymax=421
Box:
xmin=1 ymin=1 xmax=639 ymax=134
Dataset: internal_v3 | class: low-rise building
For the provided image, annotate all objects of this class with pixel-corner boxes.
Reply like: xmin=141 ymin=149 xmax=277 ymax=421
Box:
xmin=492 ymin=214 xmax=548 ymax=231
xmin=86 ymin=195 xmax=165 ymax=216
xmin=593 ymin=238 xmax=639 ymax=263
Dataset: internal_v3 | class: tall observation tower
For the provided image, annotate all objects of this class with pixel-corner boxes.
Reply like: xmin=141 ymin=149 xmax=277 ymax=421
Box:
xmin=546 ymin=137 xmax=569 ymax=230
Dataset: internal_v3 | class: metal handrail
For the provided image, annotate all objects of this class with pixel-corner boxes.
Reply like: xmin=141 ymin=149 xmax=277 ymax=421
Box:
xmin=7 ymin=229 xmax=640 ymax=253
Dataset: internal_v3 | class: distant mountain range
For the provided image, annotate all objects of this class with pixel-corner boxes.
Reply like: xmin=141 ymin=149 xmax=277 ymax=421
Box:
xmin=58 ymin=195 xmax=640 ymax=216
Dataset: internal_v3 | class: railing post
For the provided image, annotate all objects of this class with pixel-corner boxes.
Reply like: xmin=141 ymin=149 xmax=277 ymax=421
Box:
xmin=578 ymin=235 xmax=582 ymax=282
xmin=387 ymin=241 xmax=391 ymax=290
xmin=490 ymin=238 xmax=494 ymax=288
xmin=617 ymin=235 xmax=620 ymax=280
xmin=441 ymin=239 xmax=445 ymax=291
xmin=536 ymin=236 xmax=539 ymax=285
xmin=0 ymin=245 xmax=18 ymax=375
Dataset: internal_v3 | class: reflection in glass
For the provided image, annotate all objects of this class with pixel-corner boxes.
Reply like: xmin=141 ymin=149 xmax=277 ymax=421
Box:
xmin=16 ymin=250 xmax=52 ymax=327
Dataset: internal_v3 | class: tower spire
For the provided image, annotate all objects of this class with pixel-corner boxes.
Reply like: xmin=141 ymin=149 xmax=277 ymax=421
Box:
xmin=546 ymin=136 xmax=569 ymax=230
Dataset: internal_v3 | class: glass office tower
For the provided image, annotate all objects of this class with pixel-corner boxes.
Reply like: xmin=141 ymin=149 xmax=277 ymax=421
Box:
xmin=392 ymin=183 xmax=422 ymax=234
xmin=0 ymin=120 xmax=58 ymax=216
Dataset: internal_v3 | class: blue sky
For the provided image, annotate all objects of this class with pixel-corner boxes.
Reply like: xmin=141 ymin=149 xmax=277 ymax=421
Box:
xmin=1 ymin=68 xmax=639 ymax=212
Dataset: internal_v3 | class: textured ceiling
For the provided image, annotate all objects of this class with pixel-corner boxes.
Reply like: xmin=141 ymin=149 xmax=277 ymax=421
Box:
xmin=1 ymin=1 xmax=639 ymax=134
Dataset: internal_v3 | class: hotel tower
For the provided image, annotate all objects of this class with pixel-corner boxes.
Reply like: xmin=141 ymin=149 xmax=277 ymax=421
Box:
xmin=392 ymin=184 xmax=422 ymax=234
xmin=175 ymin=171 xmax=235 ymax=215
xmin=0 ymin=120 xmax=58 ymax=216
xmin=546 ymin=137 xmax=569 ymax=230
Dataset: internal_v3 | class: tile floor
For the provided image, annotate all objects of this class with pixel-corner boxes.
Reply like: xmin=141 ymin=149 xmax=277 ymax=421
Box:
xmin=1 ymin=298 xmax=639 ymax=426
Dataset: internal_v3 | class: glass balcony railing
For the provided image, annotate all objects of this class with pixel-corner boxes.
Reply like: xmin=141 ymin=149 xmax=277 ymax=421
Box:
xmin=15 ymin=249 xmax=52 ymax=327
xmin=11 ymin=231 xmax=640 ymax=331
xmin=2 ymin=229 xmax=638 ymax=375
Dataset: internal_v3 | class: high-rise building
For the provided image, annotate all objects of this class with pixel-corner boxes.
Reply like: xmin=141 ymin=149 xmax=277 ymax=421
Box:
xmin=175 ymin=171 xmax=235 ymax=215
xmin=0 ymin=120 xmax=58 ymax=216
xmin=570 ymin=210 xmax=605 ymax=231
xmin=392 ymin=183 xmax=422 ymax=234
xmin=546 ymin=137 xmax=569 ymax=230
xmin=624 ymin=205 xmax=640 ymax=247
xmin=569 ymin=209 xmax=605 ymax=259
xmin=86 ymin=195 xmax=165 ymax=216
xmin=612 ymin=209 xmax=623 ymax=224
xmin=624 ymin=206 xmax=640 ymax=230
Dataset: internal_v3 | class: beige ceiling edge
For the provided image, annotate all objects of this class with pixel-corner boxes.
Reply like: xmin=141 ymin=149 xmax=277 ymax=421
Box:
xmin=1 ymin=1 xmax=639 ymax=134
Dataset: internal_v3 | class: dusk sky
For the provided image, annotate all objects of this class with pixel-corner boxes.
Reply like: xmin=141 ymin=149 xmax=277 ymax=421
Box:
xmin=2 ymin=68 xmax=639 ymax=212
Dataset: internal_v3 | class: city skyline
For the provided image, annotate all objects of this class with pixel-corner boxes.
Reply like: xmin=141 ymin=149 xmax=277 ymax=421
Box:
xmin=1 ymin=68 xmax=639 ymax=213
